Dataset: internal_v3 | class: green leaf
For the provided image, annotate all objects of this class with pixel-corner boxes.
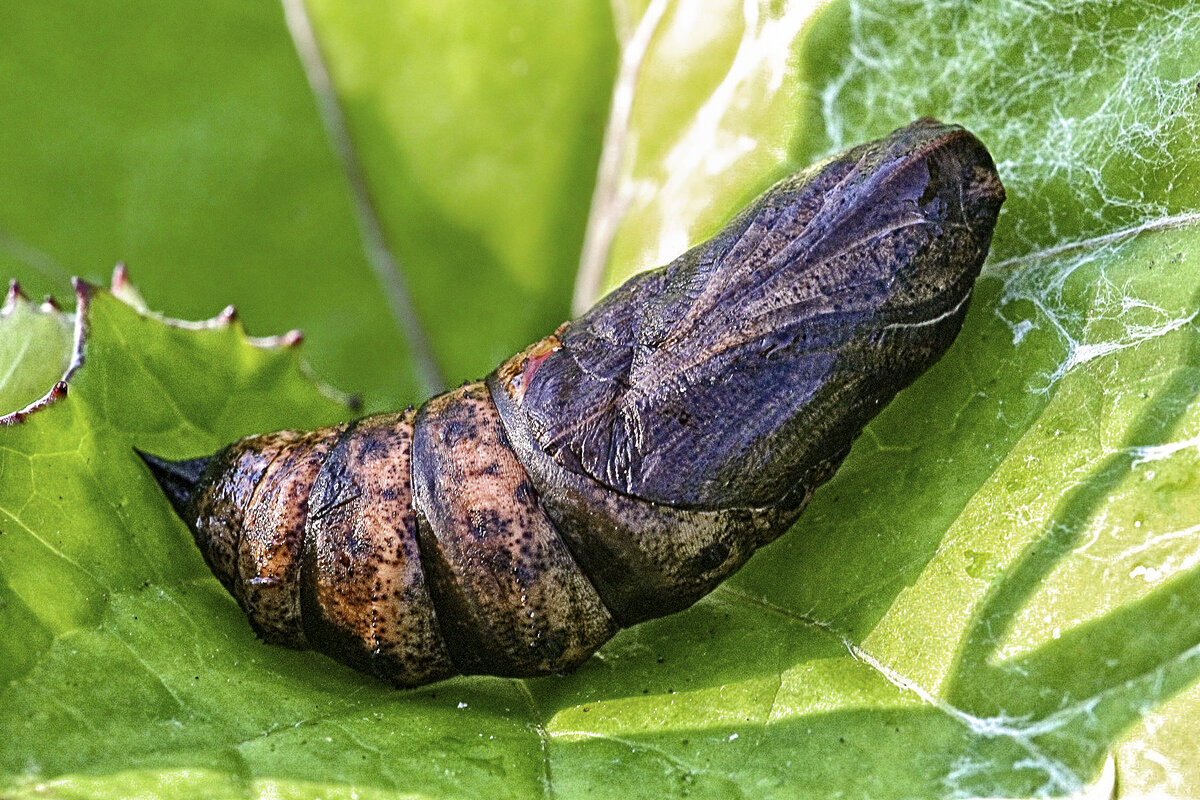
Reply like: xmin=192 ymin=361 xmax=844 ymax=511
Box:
xmin=0 ymin=286 xmax=73 ymax=416
xmin=3 ymin=0 xmax=1200 ymax=798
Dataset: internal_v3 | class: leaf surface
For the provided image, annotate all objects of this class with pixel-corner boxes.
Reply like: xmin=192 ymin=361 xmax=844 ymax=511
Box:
xmin=0 ymin=289 xmax=73 ymax=416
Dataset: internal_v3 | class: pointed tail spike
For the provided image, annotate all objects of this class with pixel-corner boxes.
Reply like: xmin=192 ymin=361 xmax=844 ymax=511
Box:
xmin=136 ymin=449 xmax=213 ymax=519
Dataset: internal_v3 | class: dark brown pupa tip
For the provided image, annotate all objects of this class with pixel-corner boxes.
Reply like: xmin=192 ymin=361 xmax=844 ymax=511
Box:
xmin=136 ymin=449 xmax=212 ymax=519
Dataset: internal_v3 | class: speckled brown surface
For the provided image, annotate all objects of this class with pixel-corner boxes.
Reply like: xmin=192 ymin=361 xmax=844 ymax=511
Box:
xmin=236 ymin=427 xmax=343 ymax=645
xmin=303 ymin=412 xmax=456 ymax=687
xmin=411 ymin=383 xmax=616 ymax=677
xmin=188 ymin=430 xmax=305 ymax=644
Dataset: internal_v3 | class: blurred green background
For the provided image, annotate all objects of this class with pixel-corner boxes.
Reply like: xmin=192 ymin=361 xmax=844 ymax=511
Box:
xmin=0 ymin=0 xmax=618 ymax=408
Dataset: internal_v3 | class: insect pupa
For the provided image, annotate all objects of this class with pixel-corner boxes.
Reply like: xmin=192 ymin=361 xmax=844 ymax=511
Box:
xmin=141 ymin=118 xmax=1005 ymax=687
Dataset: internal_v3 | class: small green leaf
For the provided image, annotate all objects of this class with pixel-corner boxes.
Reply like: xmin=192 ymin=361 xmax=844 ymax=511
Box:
xmin=0 ymin=286 xmax=73 ymax=416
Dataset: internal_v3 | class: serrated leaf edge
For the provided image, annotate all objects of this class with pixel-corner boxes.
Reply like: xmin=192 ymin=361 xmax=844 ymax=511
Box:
xmin=0 ymin=276 xmax=85 ymax=427
xmin=108 ymin=263 xmax=305 ymax=348
xmin=0 ymin=266 xmax=355 ymax=427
